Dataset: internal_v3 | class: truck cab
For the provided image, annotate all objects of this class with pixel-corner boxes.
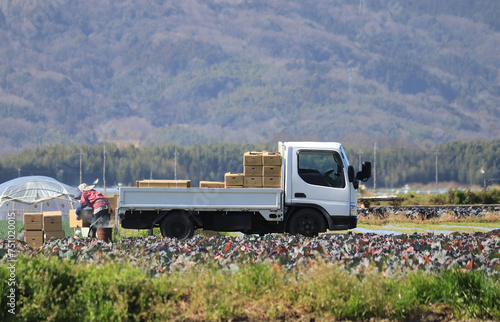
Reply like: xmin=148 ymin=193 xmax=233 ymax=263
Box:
xmin=281 ymin=142 xmax=368 ymax=236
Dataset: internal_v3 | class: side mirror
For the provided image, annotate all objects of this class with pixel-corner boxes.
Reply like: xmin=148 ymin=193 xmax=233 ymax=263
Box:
xmin=362 ymin=161 xmax=371 ymax=179
xmin=348 ymin=165 xmax=355 ymax=183
xmin=356 ymin=161 xmax=372 ymax=182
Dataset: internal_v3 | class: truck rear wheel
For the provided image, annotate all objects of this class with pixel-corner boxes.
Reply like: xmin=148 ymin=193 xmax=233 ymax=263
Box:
xmin=160 ymin=212 xmax=194 ymax=240
xmin=288 ymin=209 xmax=326 ymax=237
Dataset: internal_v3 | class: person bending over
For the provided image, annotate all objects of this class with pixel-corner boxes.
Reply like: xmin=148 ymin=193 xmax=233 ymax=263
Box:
xmin=74 ymin=183 xmax=110 ymax=238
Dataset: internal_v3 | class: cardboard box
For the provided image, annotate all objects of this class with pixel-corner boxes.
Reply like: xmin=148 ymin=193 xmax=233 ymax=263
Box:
xmin=244 ymin=176 xmax=263 ymax=187
xmin=199 ymin=181 xmax=225 ymax=188
xmin=45 ymin=230 xmax=65 ymax=240
xmin=24 ymin=230 xmax=44 ymax=248
xmin=69 ymin=209 xmax=92 ymax=228
xmin=263 ymin=152 xmax=282 ymax=166
xmin=23 ymin=213 xmax=43 ymax=231
xmin=106 ymin=195 xmax=118 ymax=227
xmin=263 ymin=177 xmax=281 ymax=188
xmin=225 ymin=185 xmax=243 ymax=188
xmin=244 ymin=166 xmax=263 ymax=176
xmin=107 ymin=195 xmax=119 ymax=213
xmin=243 ymin=152 xmax=263 ymax=166
xmin=43 ymin=211 xmax=62 ymax=217
xmin=43 ymin=212 xmax=63 ymax=231
xmin=136 ymin=180 xmax=191 ymax=188
xmin=69 ymin=209 xmax=82 ymax=228
xmin=263 ymin=166 xmax=281 ymax=177
xmin=225 ymin=173 xmax=244 ymax=186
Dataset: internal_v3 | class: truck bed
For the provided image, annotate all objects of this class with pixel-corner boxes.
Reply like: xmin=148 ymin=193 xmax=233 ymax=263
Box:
xmin=118 ymin=187 xmax=282 ymax=213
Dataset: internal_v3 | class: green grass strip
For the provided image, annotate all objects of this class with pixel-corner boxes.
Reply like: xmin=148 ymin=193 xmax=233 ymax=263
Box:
xmin=1 ymin=257 xmax=498 ymax=321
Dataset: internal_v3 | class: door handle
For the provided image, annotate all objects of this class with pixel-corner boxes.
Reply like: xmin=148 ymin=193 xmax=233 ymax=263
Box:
xmin=295 ymin=193 xmax=306 ymax=198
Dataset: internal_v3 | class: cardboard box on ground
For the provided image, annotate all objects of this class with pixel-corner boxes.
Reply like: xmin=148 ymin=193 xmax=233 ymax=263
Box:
xmin=24 ymin=230 xmax=43 ymax=248
xmin=23 ymin=213 xmax=43 ymax=230
xmin=45 ymin=230 xmax=65 ymax=240
xmin=43 ymin=211 xmax=63 ymax=231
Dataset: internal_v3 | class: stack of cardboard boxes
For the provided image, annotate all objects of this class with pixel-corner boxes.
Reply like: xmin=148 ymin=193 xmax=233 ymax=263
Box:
xmin=43 ymin=211 xmax=65 ymax=241
xmin=23 ymin=211 xmax=66 ymax=247
xmin=23 ymin=213 xmax=44 ymax=248
xmin=133 ymin=151 xmax=282 ymax=189
xmin=262 ymin=152 xmax=282 ymax=188
xmin=224 ymin=151 xmax=282 ymax=188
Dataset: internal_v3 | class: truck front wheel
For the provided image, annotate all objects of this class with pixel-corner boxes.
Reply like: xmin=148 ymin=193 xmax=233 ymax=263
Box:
xmin=288 ymin=209 xmax=326 ymax=237
xmin=160 ymin=212 xmax=194 ymax=240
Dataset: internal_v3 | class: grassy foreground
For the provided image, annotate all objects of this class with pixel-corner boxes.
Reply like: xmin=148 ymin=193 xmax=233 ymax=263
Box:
xmin=1 ymin=256 xmax=499 ymax=321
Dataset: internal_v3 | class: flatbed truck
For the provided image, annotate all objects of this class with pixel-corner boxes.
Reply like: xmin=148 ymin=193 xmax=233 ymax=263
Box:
xmin=117 ymin=141 xmax=371 ymax=239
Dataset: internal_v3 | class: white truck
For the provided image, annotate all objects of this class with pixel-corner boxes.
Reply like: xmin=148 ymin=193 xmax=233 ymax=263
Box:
xmin=117 ymin=141 xmax=371 ymax=239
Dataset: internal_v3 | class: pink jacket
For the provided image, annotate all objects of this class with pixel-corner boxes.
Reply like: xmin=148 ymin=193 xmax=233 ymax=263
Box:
xmin=80 ymin=190 xmax=109 ymax=210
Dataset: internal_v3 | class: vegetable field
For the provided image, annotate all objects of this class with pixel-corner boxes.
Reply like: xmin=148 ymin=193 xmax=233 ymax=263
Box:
xmin=1 ymin=230 xmax=499 ymax=321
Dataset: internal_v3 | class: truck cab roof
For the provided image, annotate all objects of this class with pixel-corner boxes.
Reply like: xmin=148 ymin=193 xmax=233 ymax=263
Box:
xmin=281 ymin=141 xmax=343 ymax=150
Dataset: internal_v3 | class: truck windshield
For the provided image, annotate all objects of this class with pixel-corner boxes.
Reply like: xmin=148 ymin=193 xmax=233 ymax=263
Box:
xmin=297 ymin=150 xmax=345 ymax=188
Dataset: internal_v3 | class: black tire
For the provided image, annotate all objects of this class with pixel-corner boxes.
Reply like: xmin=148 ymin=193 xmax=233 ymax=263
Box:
xmin=288 ymin=208 xmax=326 ymax=237
xmin=160 ymin=212 xmax=194 ymax=240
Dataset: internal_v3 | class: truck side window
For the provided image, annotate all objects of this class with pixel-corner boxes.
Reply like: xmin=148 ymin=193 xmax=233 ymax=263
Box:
xmin=298 ymin=150 xmax=345 ymax=188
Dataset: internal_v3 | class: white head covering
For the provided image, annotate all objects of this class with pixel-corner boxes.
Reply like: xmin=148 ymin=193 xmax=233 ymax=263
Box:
xmin=78 ymin=183 xmax=95 ymax=192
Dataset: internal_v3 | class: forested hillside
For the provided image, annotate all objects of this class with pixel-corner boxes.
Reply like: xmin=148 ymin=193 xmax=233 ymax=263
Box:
xmin=0 ymin=0 xmax=499 ymax=156
xmin=0 ymin=140 xmax=498 ymax=188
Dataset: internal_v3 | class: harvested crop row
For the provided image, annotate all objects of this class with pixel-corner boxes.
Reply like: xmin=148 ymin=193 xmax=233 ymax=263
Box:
xmin=2 ymin=231 xmax=499 ymax=276
xmin=359 ymin=205 xmax=500 ymax=221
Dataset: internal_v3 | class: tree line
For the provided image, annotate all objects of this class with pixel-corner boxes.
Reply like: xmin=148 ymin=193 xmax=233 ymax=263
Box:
xmin=0 ymin=140 xmax=498 ymax=189
xmin=349 ymin=139 xmax=500 ymax=188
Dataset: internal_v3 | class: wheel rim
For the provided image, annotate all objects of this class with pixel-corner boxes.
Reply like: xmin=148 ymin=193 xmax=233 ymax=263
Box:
xmin=289 ymin=210 xmax=326 ymax=237
xmin=161 ymin=213 xmax=194 ymax=240
xmin=297 ymin=216 xmax=317 ymax=235
xmin=171 ymin=222 xmax=186 ymax=238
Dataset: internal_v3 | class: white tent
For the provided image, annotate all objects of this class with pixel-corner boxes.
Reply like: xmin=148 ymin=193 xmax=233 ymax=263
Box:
xmin=0 ymin=176 xmax=79 ymax=220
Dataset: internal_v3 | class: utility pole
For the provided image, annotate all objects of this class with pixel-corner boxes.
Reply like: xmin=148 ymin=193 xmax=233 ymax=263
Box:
xmin=103 ymin=146 xmax=107 ymax=195
xmin=435 ymin=147 xmax=439 ymax=191
xmin=373 ymin=142 xmax=377 ymax=190
xmin=174 ymin=148 xmax=178 ymax=180
xmin=79 ymin=148 xmax=83 ymax=185
xmin=358 ymin=151 xmax=362 ymax=171
xmin=359 ymin=0 xmax=366 ymax=15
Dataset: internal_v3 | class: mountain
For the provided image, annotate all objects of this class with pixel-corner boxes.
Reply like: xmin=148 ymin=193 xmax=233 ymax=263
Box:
xmin=0 ymin=0 xmax=499 ymax=156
